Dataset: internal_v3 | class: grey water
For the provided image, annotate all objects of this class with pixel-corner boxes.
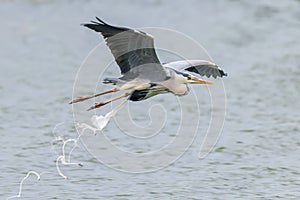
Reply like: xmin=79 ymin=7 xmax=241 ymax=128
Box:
xmin=1 ymin=0 xmax=300 ymax=199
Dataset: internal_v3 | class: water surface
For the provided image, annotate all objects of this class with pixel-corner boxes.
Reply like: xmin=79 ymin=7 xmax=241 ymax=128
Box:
xmin=1 ymin=0 xmax=300 ymax=199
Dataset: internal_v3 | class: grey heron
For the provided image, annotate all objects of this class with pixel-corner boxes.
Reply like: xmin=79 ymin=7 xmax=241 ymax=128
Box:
xmin=70 ymin=17 xmax=227 ymax=110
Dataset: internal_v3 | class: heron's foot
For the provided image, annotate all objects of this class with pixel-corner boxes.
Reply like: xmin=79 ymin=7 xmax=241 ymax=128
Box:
xmin=69 ymin=96 xmax=91 ymax=104
xmin=87 ymin=102 xmax=107 ymax=111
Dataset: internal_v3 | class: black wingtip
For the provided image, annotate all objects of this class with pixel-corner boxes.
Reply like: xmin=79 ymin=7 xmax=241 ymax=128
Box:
xmin=81 ymin=17 xmax=108 ymax=27
xmin=220 ymin=69 xmax=228 ymax=77
xmin=81 ymin=17 xmax=130 ymax=37
xmin=216 ymin=65 xmax=227 ymax=77
xmin=95 ymin=17 xmax=108 ymax=25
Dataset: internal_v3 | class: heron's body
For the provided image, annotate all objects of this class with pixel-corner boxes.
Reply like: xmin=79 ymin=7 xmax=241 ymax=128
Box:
xmin=104 ymin=67 xmax=191 ymax=101
xmin=70 ymin=18 xmax=227 ymax=110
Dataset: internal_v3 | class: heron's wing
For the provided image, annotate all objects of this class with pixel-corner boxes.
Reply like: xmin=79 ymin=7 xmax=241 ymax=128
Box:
xmin=164 ymin=60 xmax=227 ymax=78
xmin=82 ymin=17 xmax=167 ymax=81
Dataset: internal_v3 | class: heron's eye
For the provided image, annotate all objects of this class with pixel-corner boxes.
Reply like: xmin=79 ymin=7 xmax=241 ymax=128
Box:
xmin=187 ymin=76 xmax=192 ymax=80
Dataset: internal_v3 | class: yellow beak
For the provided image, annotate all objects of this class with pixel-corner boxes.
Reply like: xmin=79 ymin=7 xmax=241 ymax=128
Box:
xmin=191 ymin=77 xmax=214 ymax=84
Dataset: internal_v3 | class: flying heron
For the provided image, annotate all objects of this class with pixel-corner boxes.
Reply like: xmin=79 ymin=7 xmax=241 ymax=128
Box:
xmin=70 ymin=17 xmax=227 ymax=110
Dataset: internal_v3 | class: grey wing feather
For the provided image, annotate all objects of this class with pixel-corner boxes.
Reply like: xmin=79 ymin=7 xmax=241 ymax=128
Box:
xmin=164 ymin=60 xmax=227 ymax=78
xmin=82 ymin=17 xmax=167 ymax=82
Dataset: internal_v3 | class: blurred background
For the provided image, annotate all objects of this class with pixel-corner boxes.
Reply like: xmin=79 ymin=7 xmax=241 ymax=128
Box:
xmin=1 ymin=0 xmax=299 ymax=199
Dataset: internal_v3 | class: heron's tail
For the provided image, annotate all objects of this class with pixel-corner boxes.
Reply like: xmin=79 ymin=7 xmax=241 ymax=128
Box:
xmin=103 ymin=77 xmax=119 ymax=85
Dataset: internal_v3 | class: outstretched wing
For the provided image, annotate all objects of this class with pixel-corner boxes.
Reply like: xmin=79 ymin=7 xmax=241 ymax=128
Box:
xmin=163 ymin=60 xmax=227 ymax=78
xmin=82 ymin=17 xmax=167 ymax=81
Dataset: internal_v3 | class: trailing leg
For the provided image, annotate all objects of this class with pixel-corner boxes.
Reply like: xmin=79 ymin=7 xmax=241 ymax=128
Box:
xmin=69 ymin=88 xmax=119 ymax=104
xmin=87 ymin=93 xmax=130 ymax=111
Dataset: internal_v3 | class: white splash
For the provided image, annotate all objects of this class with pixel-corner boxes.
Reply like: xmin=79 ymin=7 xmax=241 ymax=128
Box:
xmin=79 ymin=100 xmax=128 ymax=134
xmin=55 ymin=138 xmax=83 ymax=179
xmin=7 ymin=100 xmax=128 ymax=199
xmin=56 ymin=100 xmax=128 ymax=179
xmin=7 ymin=171 xmax=41 ymax=200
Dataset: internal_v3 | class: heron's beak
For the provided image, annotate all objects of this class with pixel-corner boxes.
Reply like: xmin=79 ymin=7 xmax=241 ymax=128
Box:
xmin=190 ymin=77 xmax=214 ymax=84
